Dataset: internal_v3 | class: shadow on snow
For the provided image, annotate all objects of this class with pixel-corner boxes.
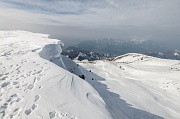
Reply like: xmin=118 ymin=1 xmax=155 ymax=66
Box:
xmin=81 ymin=66 xmax=164 ymax=119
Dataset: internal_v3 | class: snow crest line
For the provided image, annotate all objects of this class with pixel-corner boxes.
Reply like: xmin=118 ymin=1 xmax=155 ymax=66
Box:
xmin=0 ymin=31 xmax=112 ymax=119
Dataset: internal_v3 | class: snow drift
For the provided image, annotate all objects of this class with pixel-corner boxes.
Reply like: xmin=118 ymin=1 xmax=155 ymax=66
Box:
xmin=0 ymin=31 xmax=112 ymax=119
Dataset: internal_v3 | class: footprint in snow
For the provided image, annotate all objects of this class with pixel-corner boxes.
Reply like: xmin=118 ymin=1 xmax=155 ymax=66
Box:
xmin=6 ymin=94 xmax=22 ymax=105
xmin=0 ymin=106 xmax=6 ymax=118
xmin=4 ymin=72 xmax=10 ymax=75
xmin=35 ymin=70 xmax=43 ymax=74
xmin=49 ymin=111 xmax=78 ymax=119
xmin=15 ymin=76 xmax=19 ymax=80
xmin=31 ymin=104 xmax=38 ymax=111
xmin=33 ymin=77 xmax=37 ymax=83
xmin=20 ymin=75 xmax=26 ymax=78
xmin=34 ymin=95 xmax=40 ymax=102
xmin=16 ymin=64 xmax=20 ymax=67
xmin=0 ymin=74 xmax=3 ymax=77
xmin=1 ymin=82 xmax=11 ymax=88
xmin=0 ymin=76 xmax=9 ymax=80
xmin=10 ymin=64 xmax=14 ymax=68
xmin=49 ymin=111 xmax=57 ymax=119
xmin=9 ymin=108 xmax=20 ymax=118
xmin=39 ymin=86 xmax=43 ymax=89
xmin=25 ymin=109 xmax=32 ymax=115
xmin=16 ymin=97 xmax=22 ymax=102
xmin=15 ymin=85 xmax=20 ymax=89
xmin=27 ymin=84 xmax=34 ymax=90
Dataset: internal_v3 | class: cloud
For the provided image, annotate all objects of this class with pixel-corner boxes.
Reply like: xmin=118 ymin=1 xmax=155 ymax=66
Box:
xmin=0 ymin=0 xmax=180 ymax=50
xmin=1 ymin=0 xmax=179 ymax=26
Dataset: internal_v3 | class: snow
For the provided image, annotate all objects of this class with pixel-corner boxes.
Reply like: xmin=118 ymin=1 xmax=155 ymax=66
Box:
xmin=0 ymin=31 xmax=112 ymax=119
xmin=77 ymin=53 xmax=180 ymax=119
xmin=174 ymin=52 xmax=179 ymax=56
xmin=113 ymin=53 xmax=179 ymax=66
xmin=1 ymin=30 xmax=180 ymax=119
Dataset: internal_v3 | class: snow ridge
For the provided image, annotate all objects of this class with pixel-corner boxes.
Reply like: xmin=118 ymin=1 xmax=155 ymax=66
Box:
xmin=0 ymin=31 xmax=112 ymax=119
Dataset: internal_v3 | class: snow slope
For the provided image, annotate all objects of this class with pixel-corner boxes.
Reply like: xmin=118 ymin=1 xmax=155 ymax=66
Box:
xmin=77 ymin=53 xmax=180 ymax=119
xmin=0 ymin=31 xmax=112 ymax=119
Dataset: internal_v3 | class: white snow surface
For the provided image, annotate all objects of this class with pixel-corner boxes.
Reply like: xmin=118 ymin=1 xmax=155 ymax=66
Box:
xmin=0 ymin=31 xmax=112 ymax=119
xmin=1 ymin=30 xmax=180 ymax=119
xmin=77 ymin=53 xmax=180 ymax=119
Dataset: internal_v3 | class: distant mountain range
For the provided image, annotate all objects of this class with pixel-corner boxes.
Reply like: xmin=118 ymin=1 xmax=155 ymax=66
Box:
xmin=62 ymin=39 xmax=180 ymax=61
xmin=62 ymin=46 xmax=115 ymax=61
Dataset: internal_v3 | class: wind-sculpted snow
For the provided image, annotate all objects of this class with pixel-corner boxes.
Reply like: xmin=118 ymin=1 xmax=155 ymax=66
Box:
xmin=39 ymin=41 xmax=63 ymax=61
xmin=0 ymin=31 xmax=112 ymax=119
xmin=39 ymin=44 xmax=84 ymax=77
xmin=77 ymin=53 xmax=180 ymax=119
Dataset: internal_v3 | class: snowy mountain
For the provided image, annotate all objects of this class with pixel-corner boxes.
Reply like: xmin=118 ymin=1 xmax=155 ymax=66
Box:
xmin=162 ymin=49 xmax=180 ymax=59
xmin=77 ymin=39 xmax=166 ymax=55
xmin=63 ymin=39 xmax=180 ymax=61
xmin=76 ymin=53 xmax=180 ymax=119
xmin=0 ymin=31 xmax=112 ymax=119
xmin=1 ymin=31 xmax=180 ymax=119
xmin=147 ymin=50 xmax=180 ymax=60
xmin=62 ymin=46 xmax=115 ymax=61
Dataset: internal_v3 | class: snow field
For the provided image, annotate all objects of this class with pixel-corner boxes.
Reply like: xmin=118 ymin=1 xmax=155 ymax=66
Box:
xmin=0 ymin=31 xmax=112 ymax=119
xmin=77 ymin=54 xmax=180 ymax=119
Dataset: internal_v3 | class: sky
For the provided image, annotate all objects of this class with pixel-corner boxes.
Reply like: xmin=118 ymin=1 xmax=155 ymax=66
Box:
xmin=0 ymin=0 xmax=180 ymax=49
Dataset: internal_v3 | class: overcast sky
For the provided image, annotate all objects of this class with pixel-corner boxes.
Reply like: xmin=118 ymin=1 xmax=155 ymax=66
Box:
xmin=0 ymin=0 xmax=180 ymax=49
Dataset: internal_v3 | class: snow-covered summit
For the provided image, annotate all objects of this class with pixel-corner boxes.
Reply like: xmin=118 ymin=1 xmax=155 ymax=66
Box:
xmin=110 ymin=53 xmax=179 ymax=66
xmin=173 ymin=49 xmax=179 ymax=56
xmin=0 ymin=31 xmax=112 ymax=119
